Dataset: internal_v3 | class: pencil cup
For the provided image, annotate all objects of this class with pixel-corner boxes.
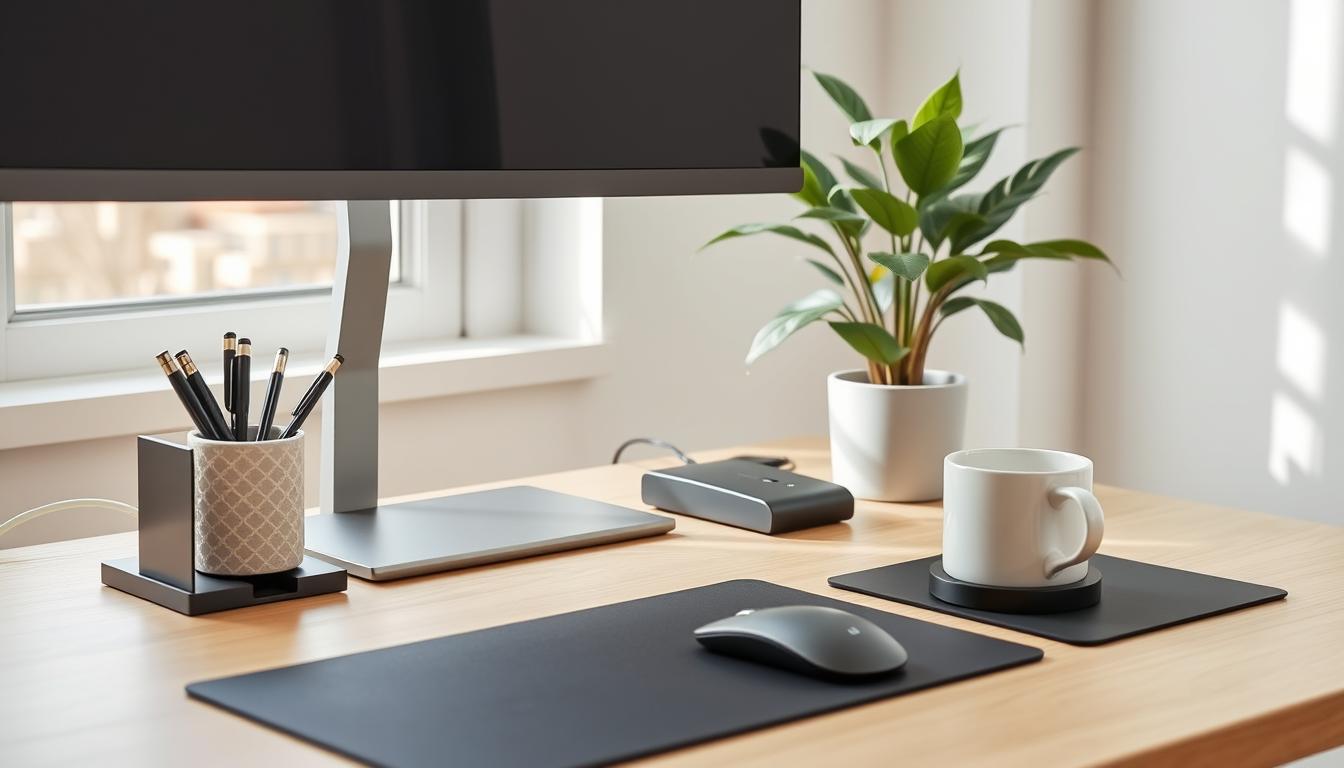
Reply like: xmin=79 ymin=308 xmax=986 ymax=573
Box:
xmin=187 ymin=427 xmax=305 ymax=576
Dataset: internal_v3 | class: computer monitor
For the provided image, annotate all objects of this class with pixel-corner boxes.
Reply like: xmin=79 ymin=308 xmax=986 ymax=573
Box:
xmin=0 ymin=0 xmax=800 ymax=200
xmin=1 ymin=0 xmax=802 ymax=578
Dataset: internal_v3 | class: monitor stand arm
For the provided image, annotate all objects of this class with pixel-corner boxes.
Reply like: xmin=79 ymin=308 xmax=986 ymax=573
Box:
xmin=320 ymin=200 xmax=392 ymax=514
xmin=304 ymin=200 xmax=671 ymax=580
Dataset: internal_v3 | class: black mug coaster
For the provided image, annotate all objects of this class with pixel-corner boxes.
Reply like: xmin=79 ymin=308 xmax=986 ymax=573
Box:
xmin=830 ymin=554 xmax=1286 ymax=646
xmin=927 ymin=559 xmax=1102 ymax=614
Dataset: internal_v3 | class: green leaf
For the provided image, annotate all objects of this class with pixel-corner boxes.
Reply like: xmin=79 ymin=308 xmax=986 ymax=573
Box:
xmin=918 ymin=194 xmax=986 ymax=249
xmin=894 ymin=117 xmax=964 ymax=196
xmin=850 ymin=118 xmax=905 ymax=149
xmin=978 ymin=239 xmax=1071 ymax=274
xmin=807 ymin=259 xmax=845 ymax=287
xmin=913 ymin=72 xmax=962 ymax=129
xmin=746 ymin=289 xmax=844 ymax=364
xmin=796 ymin=206 xmax=866 ymax=223
xmin=951 ymin=147 xmax=1079 ymax=252
xmin=793 ymin=157 xmax=830 ymax=208
xmin=828 ymin=321 xmax=908 ymax=364
xmin=938 ymin=296 xmax=979 ymax=318
xmin=838 ymin=156 xmax=884 ymax=191
xmin=702 ymin=223 xmax=835 ymax=257
xmin=944 ymin=127 xmax=1005 ymax=194
xmin=925 ymin=254 xmax=989 ymax=292
xmin=811 ymin=70 xmax=873 ymax=123
xmin=825 ymin=187 xmax=866 ymax=232
xmin=793 ymin=162 xmax=827 ymax=209
xmin=980 ymin=239 xmax=1068 ymax=258
xmin=978 ymin=238 xmax=1112 ymax=275
xmin=939 ymin=297 xmax=1023 ymax=349
xmin=797 ymin=150 xmax=855 ymax=212
xmin=868 ymin=251 xmax=930 ymax=282
xmin=941 ymin=213 xmax=990 ymax=253
xmin=850 ymin=187 xmax=918 ymax=236
xmin=795 ymin=206 xmax=867 ymax=236
xmin=1032 ymin=238 xmax=1110 ymax=262
xmin=871 ymin=269 xmax=895 ymax=313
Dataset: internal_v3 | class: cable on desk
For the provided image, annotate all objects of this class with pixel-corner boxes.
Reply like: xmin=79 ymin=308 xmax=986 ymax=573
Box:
xmin=0 ymin=499 xmax=138 ymax=542
xmin=611 ymin=438 xmax=697 ymax=465
xmin=611 ymin=438 xmax=794 ymax=471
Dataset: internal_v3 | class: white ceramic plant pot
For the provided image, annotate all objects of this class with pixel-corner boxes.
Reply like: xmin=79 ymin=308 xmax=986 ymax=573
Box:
xmin=827 ymin=369 xmax=968 ymax=502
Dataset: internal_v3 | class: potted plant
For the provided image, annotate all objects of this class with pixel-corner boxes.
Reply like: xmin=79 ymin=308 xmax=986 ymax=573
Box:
xmin=702 ymin=71 xmax=1111 ymax=501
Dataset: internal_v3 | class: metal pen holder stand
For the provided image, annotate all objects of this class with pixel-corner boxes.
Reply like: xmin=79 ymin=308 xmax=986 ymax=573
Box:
xmin=101 ymin=436 xmax=346 ymax=616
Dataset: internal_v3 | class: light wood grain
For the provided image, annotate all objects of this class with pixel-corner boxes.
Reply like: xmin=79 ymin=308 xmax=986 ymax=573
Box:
xmin=1 ymin=437 xmax=1341 ymax=767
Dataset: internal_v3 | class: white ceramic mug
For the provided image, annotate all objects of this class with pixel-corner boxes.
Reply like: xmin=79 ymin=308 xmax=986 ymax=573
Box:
xmin=942 ymin=448 xmax=1104 ymax=588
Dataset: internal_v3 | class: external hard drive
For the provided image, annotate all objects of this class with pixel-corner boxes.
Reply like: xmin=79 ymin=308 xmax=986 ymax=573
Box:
xmin=641 ymin=458 xmax=854 ymax=534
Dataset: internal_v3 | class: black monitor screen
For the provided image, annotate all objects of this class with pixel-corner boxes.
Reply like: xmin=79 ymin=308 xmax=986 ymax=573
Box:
xmin=0 ymin=0 xmax=799 ymax=173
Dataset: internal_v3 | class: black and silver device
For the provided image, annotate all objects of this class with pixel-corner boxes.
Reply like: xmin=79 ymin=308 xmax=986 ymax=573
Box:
xmin=642 ymin=458 xmax=854 ymax=535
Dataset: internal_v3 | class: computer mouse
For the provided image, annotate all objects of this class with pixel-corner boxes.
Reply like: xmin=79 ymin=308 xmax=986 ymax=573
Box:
xmin=693 ymin=605 xmax=908 ymax=680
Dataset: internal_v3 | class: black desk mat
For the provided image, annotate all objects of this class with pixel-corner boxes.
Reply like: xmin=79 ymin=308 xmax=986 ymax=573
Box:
xmin=188 ymin=579 xmax=1042 ymax=768
xmin=830 ymin=555 xmax=1286 ymax=646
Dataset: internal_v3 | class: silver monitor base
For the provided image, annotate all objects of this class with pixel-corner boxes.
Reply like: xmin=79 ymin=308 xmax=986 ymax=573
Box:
xmin=303 ymin=486 xmax=675 ymax=581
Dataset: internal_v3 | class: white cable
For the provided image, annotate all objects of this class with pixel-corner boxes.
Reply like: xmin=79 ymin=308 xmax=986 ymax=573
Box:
xmin=0 ymin=498 xmax=138 ymax=541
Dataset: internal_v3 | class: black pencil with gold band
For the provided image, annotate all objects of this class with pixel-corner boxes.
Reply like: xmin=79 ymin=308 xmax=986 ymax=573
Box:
xmin=231 ymin=338 xmax=252 ymax=441
xmin=280 ymin=353 xmax=342 ymax=439
xmin=255 ymin=347 xmax=288 ymax=440
xmin=222 ymin=331 xmax=237 ymax=426
xmin=155 ymin=351 xmax=219 ymax=440
xmin=175 ymin=350 xmax=232 ymax=441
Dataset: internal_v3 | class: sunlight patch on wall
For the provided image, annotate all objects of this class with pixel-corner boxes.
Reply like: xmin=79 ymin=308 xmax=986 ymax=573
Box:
xmin=1267 ymin=392 xmax=1323 ymax=485
xmin=1286 ymin=0 xmax=1341 ymax=143
xmin=1275 ymin=302 xmax=1328 ymax=400
xmin=1282 ymin=146 xmax=1333 ymax=257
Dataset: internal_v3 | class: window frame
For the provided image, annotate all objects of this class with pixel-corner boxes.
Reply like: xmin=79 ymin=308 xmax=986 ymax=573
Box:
xmin=0 ymin=200 xmax=464 ymax=382
xmin=0 ymin=198 xmax=607 ymax=452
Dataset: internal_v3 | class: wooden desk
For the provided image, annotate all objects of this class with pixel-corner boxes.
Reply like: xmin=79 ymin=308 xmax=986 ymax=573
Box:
xmin=2 ymin=438 xmax=1342 ymax=767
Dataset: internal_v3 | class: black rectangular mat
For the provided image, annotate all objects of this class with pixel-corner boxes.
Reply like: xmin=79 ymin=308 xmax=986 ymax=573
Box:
xmin=187 ymin=579 xmax=1042 ymax=767
xmin=829 ymin=555 xmax=1286 ymax=646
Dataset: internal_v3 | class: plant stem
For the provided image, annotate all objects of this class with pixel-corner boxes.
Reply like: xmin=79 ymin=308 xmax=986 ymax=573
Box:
xmin=867 ymin=359 xmax=884 ymax=385
xmin=840 ymin=232 xmax=882 ymax=322
xmin=826 ymin=225 xmax=875 ymax=324
xmin=878 ymin=155 xmax=908 ymax=374
xmin=906 ymin=280 xmax=960 ymax=384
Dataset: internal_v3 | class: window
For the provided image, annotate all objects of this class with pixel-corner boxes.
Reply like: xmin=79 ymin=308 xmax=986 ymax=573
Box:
xmin=10 ymin=201 xmax=400 ymax=310
xmin=0 ymin=200 xmax=463 ymax=381
xmin=0 ymin=198 xmax=603 ymax=384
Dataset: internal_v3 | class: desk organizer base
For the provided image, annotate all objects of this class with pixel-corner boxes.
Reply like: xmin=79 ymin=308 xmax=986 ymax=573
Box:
xmin=102 ymin=556 xmax=347 ymax=616
xmin=187 ymin=579 xmax=1042 ymax=768
xmin=830 ymin=554 xmax=1286 ymax=646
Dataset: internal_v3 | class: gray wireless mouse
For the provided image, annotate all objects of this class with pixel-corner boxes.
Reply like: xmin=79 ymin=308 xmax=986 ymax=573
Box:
xmin=693 ymin=605 xmax=908 ymax=680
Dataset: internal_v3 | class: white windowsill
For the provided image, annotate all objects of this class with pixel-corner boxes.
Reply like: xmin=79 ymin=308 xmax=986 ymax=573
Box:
xmin=0 ymin=336 xmax=609 ymax=451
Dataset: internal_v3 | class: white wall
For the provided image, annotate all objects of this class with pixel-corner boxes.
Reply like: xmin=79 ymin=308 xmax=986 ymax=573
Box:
xmin=1084 ymin=0 xmax=1344 ymax=525
xmin=877 ymin=0 xmax=1100 ymax=453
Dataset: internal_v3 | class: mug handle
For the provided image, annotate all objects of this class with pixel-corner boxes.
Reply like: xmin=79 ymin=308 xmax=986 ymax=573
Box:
xmin=1044 ymin=486 xmax=1105 ymax=579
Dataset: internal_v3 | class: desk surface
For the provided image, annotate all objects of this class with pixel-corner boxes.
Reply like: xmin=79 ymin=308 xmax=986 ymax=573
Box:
xmin=2 ymin=438 xmax=1342 ymax=767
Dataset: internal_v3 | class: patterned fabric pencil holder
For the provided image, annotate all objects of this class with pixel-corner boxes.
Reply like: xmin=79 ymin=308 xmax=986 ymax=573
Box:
xmin=187 ymin=427 xmax=305 ymax=576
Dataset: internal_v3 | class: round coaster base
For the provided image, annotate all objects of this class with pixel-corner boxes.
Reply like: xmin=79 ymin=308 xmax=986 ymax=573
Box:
xmin=928 ymin=559 xmax=1102 ymax=614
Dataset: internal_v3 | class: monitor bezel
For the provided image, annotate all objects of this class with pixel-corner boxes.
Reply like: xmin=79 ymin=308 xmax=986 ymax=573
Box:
xmin=0 ymin=167 xmax=800 ymax=202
